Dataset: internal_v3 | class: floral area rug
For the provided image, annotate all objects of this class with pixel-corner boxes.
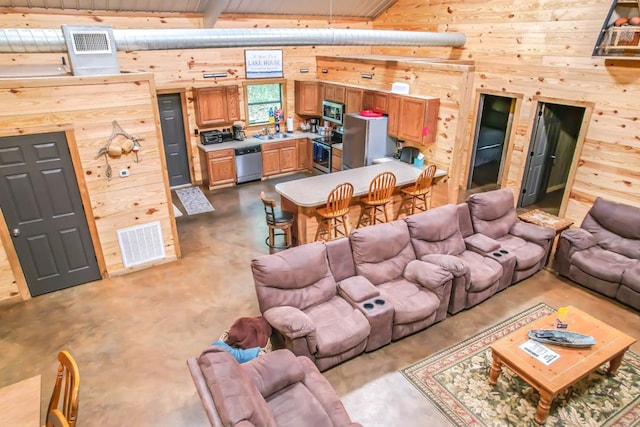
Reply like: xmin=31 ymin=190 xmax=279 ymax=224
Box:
xmin=175 ymin=186 xmax=214 ymax=216
xmin=401 ymin=303 xmax=640 ymax=426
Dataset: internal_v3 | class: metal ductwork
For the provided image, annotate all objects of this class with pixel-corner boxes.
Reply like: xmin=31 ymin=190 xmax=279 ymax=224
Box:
xmin=0 ymin=27 xmax=466 ymax=53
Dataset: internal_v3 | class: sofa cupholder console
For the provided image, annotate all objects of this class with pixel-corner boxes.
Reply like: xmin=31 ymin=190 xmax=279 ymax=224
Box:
xmin=357 ymin=296 xmax=393 ymax=352
xmin=338 ymin=277 xmax=394 ymax=352
xmin=489 ymin=248 xmax=516 ymax=291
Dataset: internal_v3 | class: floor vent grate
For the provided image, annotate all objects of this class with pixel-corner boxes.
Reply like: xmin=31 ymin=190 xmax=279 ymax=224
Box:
xmin=117 ymin=221 xmax=165 ymax=268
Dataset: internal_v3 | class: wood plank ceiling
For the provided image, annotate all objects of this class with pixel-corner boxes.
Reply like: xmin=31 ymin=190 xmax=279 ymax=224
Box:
xmin=0 ymin=0 xmax=397 ymax=19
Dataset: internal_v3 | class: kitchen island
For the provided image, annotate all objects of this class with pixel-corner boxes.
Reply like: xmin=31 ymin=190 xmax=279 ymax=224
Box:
xmin=275 ymin=161 xmax=447 ymax=244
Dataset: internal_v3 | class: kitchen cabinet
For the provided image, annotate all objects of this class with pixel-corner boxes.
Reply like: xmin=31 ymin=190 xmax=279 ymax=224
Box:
xmin=323 ymin=84 xmax=346 ymax=103
xmin=297 ymin=138 xmax=311 ymax=170
xmin=295 ymin=81 xmax=322 ymax=116
xmin=345 ymin=87 xmax=363 ymax=114
xmin=262 ymin=139 xmax=298 ymax=177
xmin=331 ymin=148 xmax=343 ymax=173
xmin=593 ymin=1 xmax=640 ymax=58
xmin=397 ymin=97 xmax=440 ymax=146
xmin=200 ymin=148 xmax=236 ymax=189
xmin=193 ymin=86 xmax=240 ymax=127
xmin=362 ymin=91 xmax=389 ymax=113
xmin=387 ymin=95 xmax=400 ymax=137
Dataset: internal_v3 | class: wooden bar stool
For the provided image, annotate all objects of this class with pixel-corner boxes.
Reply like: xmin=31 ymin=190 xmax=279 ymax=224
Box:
xmin=315 ymin=182 xmax=354 ymax=242
xmin=260 ymin=191 xmax=294 ymax=253
xmin=396 ymin=164 xmax=437 ymax=219
xmin=356 ymin=171 xmax=396 ymax=228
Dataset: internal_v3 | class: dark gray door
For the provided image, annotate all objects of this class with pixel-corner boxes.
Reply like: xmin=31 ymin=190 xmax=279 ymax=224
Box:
xmin=158 ymin=94 xmax=191 ymax=187
xmin=0 ymin=132 xmax=100 ymax=296
xmin=520 ymin=104 xmax=561 ymax=207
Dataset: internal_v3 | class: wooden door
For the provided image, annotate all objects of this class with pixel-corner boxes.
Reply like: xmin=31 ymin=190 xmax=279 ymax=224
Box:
xmin=295 ymin=81 xmax=321 ymax=116
xmin=362 ymin=91 xmax=374 ymax=110
xmin=387 ymin=95 xmax=400 ymax=137
xmin=158 ymin=94 xmax=191 ymax=187
xmin=262 ymin=149 xmax=280 ymax=176
xmin=398 ymin=98 xmax=427 ymax=142
xmin=193 ymin=87 xmax=226 ymax=126
xmin=345 ymin=88 xmax=363 ymax=114
xmin=372 ymin=93 xmax=389 ymax=113
xmin=279 ymin=144 xmax=298 ymax=172
xmin=0 ymin=132 xmax=100 ymax=296
xmin=225 ymin=86 xmax=241 ymax=122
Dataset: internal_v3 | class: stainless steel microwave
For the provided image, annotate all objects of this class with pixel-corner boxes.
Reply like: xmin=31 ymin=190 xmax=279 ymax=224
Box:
xmin=322 ymin=100 xmax=344 ymax=125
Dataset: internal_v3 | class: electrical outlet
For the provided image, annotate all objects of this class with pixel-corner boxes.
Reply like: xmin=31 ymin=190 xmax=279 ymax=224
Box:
xmin=119 ymin=169 xmax=129 ymax=178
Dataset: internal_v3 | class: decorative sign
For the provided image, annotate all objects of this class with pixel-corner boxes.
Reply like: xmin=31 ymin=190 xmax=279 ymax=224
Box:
xmin=245 ymin=49 xmax=283 ymax=79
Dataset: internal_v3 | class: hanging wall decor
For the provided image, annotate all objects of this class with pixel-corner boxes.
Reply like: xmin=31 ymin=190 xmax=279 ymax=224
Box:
xmin=96 ymin=120 xmax=143 ymax=179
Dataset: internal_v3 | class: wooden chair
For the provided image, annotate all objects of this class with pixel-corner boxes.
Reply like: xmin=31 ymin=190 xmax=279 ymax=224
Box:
xmin=48 ymin=409 xmax=70 ymax=427
xmin=356 ymin=171 xmax=396 ymax=228
xmin=315 ymin=182 xmax=354 ymax=242
xmin=261 ymin=191 xmax=295 ymax=254
xmin=396 ymin=164 xmax=437 ymax=218
xmin=47 ymin=350 xmax=79 ymax=427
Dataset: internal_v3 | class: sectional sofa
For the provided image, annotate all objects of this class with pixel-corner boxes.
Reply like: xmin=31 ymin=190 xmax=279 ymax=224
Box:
xmin=251 ymin=188 xmax=556 ymax=371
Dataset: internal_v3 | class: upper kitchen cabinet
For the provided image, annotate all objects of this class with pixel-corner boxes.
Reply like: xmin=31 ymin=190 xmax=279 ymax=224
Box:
xmin=387 ymin=95 xmax=401 ymax=137
xmin=345 ymin=87 xmax=363 ymax=114
xmin=323 ymin=84 xmax=346 ymax=103
xmin=363 ymin=91 xmax=389 ymax=113
xmin=397 ymin=97 xmax=440 ymax=146
xmin=193 ymin=86 xmax=240 ymax=127
xmin=295 ymin=80 xmax=322 ymax=116
xmin=593 ymin=1 xmax=640 ymax=58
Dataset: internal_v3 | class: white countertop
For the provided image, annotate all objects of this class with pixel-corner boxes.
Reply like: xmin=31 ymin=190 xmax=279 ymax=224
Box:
xmin=275 ymin=162 xmax=447 ymax=207
xmin=198 ymin=130 xmax=317 ymax=152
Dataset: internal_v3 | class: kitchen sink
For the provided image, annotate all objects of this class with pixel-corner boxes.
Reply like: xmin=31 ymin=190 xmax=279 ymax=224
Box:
xmin=255 ymin=133 xmax=290 ymax=140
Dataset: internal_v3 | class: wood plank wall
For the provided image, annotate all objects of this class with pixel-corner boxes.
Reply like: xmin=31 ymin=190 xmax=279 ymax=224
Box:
xmin=0 ymin=9 xmax=372 ymax=302
xmin=316 ymin=56 xmax=475 ymax=206
xmin=373 ymin=0 xmax=640 ymax=224
xmin=0 ymin=74 xmax=178 ymax=302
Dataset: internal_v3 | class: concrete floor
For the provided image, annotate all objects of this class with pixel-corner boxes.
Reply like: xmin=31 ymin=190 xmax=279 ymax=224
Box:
xmin=1 ymin=172 xmax=639 ymax=426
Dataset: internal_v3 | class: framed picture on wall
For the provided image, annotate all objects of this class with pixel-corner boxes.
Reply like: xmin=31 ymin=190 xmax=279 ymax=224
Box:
xmin=245 ymin=50 xmax=283 ymax=79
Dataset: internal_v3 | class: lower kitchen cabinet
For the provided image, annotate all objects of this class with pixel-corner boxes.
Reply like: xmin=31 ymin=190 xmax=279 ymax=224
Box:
xmin=331 ymin=149 xmax=343 ymax=173
xmin=262 ymin=139 xmax=298 ymax=177
xmin=297 ymin=138 xmax=311 ymax=170
xmin=200 ymin=148 xmax=236 ymax=189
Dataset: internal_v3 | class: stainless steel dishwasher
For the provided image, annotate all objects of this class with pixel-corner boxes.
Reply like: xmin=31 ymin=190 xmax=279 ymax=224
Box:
xmin=235 ymin=145 xmax=262 ymax=184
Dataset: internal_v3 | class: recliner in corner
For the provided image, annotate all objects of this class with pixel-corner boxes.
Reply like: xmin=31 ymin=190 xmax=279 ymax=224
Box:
xmin=555 ymin=197 xmax=640 ymax=311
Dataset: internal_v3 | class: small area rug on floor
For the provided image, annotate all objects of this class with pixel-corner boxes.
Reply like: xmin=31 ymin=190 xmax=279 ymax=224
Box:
xmin=175 ymin=187 xmax=215 ymax=216
xmin=401 ymin=303 xmax=640 ymax=426
xmin=173 ymin=203 xmax=183 ymax=218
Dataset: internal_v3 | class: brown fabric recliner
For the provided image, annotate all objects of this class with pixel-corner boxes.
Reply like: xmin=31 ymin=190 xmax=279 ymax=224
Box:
xmin=348 ymin=220 xmax=453 ymax=340
xmin=405 ymin=204 xmax=510 ymax=314
xmin=466 ymin=189 xmax=555 ymax=284
xmin=187 ymin=347 xmax=361 ymax=427
xmin=251 ymin=242 xmax=370 ymax=372
xmin=555 ymin=197 xmax=640 ymax=311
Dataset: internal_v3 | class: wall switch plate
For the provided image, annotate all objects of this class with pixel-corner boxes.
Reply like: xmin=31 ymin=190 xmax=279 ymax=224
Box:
xmin=119 ymin=169 xmax=129 ymax=178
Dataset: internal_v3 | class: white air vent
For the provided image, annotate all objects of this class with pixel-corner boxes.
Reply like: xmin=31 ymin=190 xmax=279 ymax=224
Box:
xmin=117 ymin=221 xmax=166 ymax=269
xmin=70 ymin=31 xmax=112 ymax=55
xmin=61 ymin=25 xmax=120 ymax=76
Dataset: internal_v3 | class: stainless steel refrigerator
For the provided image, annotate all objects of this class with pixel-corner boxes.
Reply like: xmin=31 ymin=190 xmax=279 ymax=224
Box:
xmin=342 ymin=113 xmax=396 ymax=170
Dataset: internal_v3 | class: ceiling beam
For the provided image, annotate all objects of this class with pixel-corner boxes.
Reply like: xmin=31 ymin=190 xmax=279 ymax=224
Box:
xmin=202 ymin=0 xmax=231 ymax=28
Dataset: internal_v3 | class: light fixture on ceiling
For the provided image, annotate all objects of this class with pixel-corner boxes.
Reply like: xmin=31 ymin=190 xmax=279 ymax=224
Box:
xmin=361 ymin=73 xmax=373 ymax=79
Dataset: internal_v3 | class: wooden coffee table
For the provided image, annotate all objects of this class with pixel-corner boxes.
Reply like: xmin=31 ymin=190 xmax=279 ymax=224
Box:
xmin=488 ymin=306 xmax=636 ymax=424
